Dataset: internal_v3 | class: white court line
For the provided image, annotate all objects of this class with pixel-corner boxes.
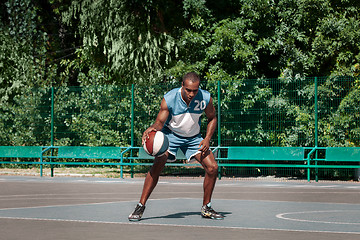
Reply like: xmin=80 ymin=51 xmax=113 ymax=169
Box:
xmin=0 ymin=216 xmax=359 ymax=235
xmin=1 ymin=194 xmax=359 ymax=208
xmin=276 ymin=210 xmax=360 ymax=225
xmin=1 ymin=177 xmax=359 ymax=190
xmin=0 ymin=200 xmax=126 ymax=211
xmin=0 ymin=197 xmax=190 ymax=211
xmin=1 ymin=190 xmax=359 ymax=199
xmin=0 ymin=192 xmax=140 ymax=198
xmin=0 ymin=197 xmax=136 ymax=201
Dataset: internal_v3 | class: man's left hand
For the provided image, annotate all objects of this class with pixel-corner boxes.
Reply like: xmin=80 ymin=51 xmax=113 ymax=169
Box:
xmin=199 ymin=138 xmax=211 ymax=155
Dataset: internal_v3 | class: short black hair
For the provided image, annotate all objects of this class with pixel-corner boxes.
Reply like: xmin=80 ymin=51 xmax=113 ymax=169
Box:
xmin=182 ymin=72 xmax=200 ymax=84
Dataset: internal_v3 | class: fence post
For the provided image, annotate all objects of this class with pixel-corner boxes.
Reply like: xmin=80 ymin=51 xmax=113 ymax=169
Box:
xmin=217 ymin=80 xmax=222 ymax=179
xmin=217 ymin=80 xmax=221 ymax=147
xmin=314 ymin=77 xmax=319 ymax=182
xmin=41 ymin=87 xmax=55 ymax=177
xmin=51 ymin=87 xmax=55 ymax=147
xmin=308 ymin=77 xmax=319 ymax=182
xmin=50 ymin=87 xmax=55 ymax=177
xmin=121 ymin=84 xmax=135 ymax=179
xmin=130 ymin=84 xmax=135 ymax=178
xmin=131 ymin=84 xmax=135 ymax=148
xmin=315 ymin=77 xmax=318 ymax=149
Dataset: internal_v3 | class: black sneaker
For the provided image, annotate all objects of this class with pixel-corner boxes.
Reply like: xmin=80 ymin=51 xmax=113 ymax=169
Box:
xmin=128 ymin=203 xmax=145 ymax=221
xmin=201 ymin=204 xmax=224 ymax=220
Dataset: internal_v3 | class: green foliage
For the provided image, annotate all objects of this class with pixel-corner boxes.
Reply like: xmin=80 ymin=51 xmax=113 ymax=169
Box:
xmin=168 ymin=0 xmax=360 ymax=80
xmin=324 ymin=80 xmax=360 ymax=146
xmin=0 ymin=87 xmax=51 ymax=146
xmin=61 ymin=0 xmax=178 ymax=84
xmin=52 ymin=86 xmax=133 ymax=146
xmin=1 ymin=0 xmax=360 ymax=151
xmin=0 ymin=76 xmax=359 ymax=151
xmin=0 ymin=1 xmax=48 ymax=101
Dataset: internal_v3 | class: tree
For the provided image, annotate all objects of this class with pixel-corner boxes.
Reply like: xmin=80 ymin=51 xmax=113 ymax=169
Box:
xmin=60 ymin=0 xmax=180 ymax=85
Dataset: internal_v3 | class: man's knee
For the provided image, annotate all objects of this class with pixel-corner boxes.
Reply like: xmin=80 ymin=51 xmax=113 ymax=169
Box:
xmin=150 ymin=153 xmax=168 ymax=173
xmin=196 ymin=151 xmax=218 ymax=175
xmin=206 ymin=161 xmax=218 ymax=176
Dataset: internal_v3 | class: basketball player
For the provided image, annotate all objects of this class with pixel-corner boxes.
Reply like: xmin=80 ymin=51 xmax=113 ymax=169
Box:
xmin=128 ymin=72 xmax=224 ymax=221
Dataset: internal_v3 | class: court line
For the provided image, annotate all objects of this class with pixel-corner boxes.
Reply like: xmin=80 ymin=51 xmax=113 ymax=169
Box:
xmin=0 ymin=197 xmax=187 ymax=211
xmin=0 ymin=190 xmax=359 ymax=198
xmin=1 ymin=195 xmax=359 ymax=208
xmin=0 ymin=192 xmax=139 ymax=198
xmin=0 ymin=197 xmax=136 ymax=201
xmin=276 ymin=210 xmax=360 ymax=225
xmin=0 ymin=216 xmax=359 ymax=235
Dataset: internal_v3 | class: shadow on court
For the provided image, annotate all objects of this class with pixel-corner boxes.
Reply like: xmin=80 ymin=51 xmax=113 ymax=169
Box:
xmin=142 ymin=211 xmax=232 ymax=221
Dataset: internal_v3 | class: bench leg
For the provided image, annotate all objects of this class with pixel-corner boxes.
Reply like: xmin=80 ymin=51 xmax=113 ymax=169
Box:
xmin=131 ymin=164 xmax=134 ymax=178
xmin=218 ymin=165 xmax=222 ymax=180
xmin=355 ymin=168 xmax=360 ymax=181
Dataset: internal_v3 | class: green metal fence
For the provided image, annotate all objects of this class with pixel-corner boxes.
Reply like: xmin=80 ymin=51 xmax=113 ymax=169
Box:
xmin=1 ymin=76 xmax=359 ymax=179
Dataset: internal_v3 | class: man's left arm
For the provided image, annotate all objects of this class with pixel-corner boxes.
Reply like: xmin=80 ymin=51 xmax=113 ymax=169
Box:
xmin=199 ymin=97 xmax=217 ymax=154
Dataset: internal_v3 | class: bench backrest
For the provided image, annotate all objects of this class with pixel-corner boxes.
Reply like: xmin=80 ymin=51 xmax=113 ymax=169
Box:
xmin=138 ymin=148 xmax=187 ymax=160
xmin=56 ymin=146 xmax=121 ymax=159
xmin=0 ymin=146 xmax=43 ymax=158
xmin=227 ymin=147 xmax=305 ymax=160
xmin=326 ymin=147 xmax=360 ymax=161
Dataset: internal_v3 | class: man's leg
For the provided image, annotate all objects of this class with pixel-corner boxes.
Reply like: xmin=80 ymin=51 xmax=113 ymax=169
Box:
xmin=195 ymin=150 xmax=218 ymax=205
xmin=139 ymin=153 xmax=168 ymax=205
xmin=196 ymin=151 xmax=224 ymax=219
xmin=128 ymin=152 xmax=168 ymax=221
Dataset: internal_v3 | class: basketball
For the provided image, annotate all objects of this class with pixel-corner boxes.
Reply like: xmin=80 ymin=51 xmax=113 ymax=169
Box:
xmin=143 ymin=131 xmax=169 ymax=157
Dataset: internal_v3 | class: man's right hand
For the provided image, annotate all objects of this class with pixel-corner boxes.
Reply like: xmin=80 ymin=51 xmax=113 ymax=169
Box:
xmin=142 ymin=127 xmax=157 ymax=144
xmin=142 ymin=98 xmax=169 ymax=145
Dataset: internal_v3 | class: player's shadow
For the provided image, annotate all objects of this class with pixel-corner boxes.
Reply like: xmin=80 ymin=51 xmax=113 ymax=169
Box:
xmin=142 ymin=211 xmax=232 ymax=220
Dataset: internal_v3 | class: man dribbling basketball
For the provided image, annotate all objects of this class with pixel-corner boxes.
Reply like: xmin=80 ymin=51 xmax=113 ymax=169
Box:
xmin=128 ymin=72 xmax=224 ymax=221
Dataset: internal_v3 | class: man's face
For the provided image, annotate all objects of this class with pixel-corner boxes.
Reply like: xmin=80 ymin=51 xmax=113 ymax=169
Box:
xmin=181 ymin=79 xmax=199 ymax=104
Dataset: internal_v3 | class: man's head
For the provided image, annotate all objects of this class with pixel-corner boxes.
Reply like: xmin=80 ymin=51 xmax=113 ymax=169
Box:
xmin=181 ymin=72 xmax=200 ymax=104
xmin=182 ymin=72 xmax=200 ymax=85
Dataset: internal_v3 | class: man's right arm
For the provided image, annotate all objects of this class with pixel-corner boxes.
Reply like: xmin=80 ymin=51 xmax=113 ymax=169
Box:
xmin=142 ymin=98 xmax=169 ymax=144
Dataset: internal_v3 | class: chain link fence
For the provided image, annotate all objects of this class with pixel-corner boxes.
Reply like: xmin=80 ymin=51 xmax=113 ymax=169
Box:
xmin=1 ymin=76 xmax=359 ymax=179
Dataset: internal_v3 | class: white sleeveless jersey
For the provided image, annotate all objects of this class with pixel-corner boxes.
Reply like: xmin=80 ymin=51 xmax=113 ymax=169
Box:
xmin=164 ymin=87 xmax=211 ymax=137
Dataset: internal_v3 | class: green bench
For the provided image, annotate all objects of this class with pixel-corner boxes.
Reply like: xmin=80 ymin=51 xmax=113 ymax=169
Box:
xmin=0 ymin=145 xmax=199 ymax=178
xmin=41 ymin=146 xmax=125 ymax=177
xmin=217 ymin=146 xmax=306 ymax=168
xmin=217 ymin=146 xmax=309 ymax=180
xmin=47 ymin=146 xmax=212 ymax=178
xmin=217 ymin=146 xmax=306 ymax=165
xmin=2 ymin=146 xmax=358 ymax=180
xmin=311 ymin=147 xmax=360 ymax=181
xmin=0 ymin=146 xmax=43 ymax=160
xmin=226 ymin=147 xmax=305 ymax=161
xmin=0 ymin=146 xmax=44 ymax=167
xmin=217 ymin=146 xmax=360 ymax=181
xmin=325 ymin=147 xmax=360 ymax=162
xmin=0 ymin=146 xmax=45 ymax=175
xmin=120 ymin=147 xmax=201 ymax=178
xmin=45 ymin=146 xmax=123 ymax=160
